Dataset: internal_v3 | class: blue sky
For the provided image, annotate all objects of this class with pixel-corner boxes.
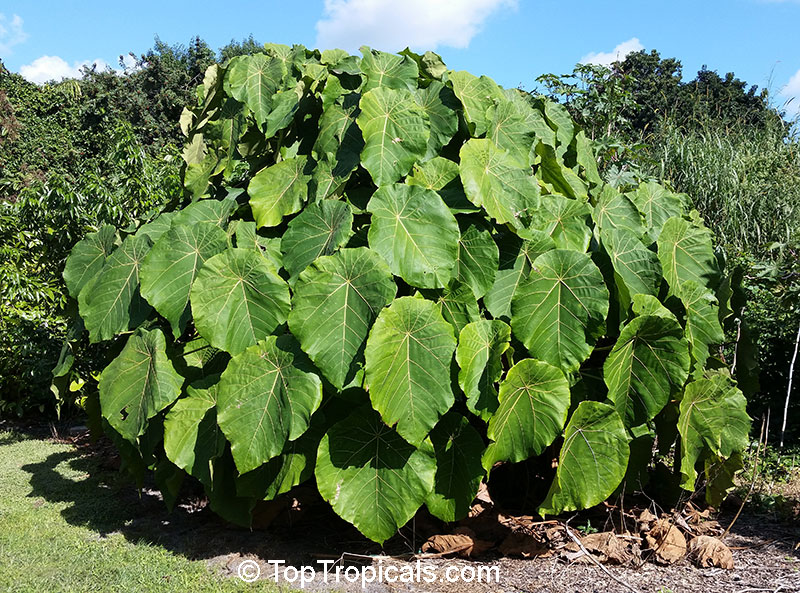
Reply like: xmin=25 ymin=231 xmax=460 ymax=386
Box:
xmin=1 ymin=0 xmax=799 ymax=114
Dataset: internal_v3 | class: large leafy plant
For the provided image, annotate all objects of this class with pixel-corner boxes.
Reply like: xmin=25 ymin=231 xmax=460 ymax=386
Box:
xmin=63 ymin=45 xmax=750 ymax=544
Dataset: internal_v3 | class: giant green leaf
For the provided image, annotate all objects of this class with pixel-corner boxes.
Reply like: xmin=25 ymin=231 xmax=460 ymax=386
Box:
xmin=602 ymin=228 xmax=662 ymax=298
xmin=98 ymin=329 xmax=183 ymax=443
xmin=310 ymin=158 xmax=352 ymax=202
xmin=483 ymin=231 xmax=554 ymax=320
xmin=367 ymin=183 xmax=459 ymax=289
xmin=190 ymin=248 xmax=290 ymax=355
xmin=534 ymin=142 xmax=588 ymax=200
xmin=657 ymin=216 xmax=720 ymax=296
xmin=448 ymin=70 xmax=504 ymax=137
xmin=316 ymin=406 xmax=435 ymax=544
xmin=183 ymin=151 xmax=219 ymax=199
xmin=505 ymin=89 xmax=556 ymax=148
xmin=136 ymin=213 xmax=178 ymax=243
xmin=573 ymin=130 xmax=602 ymax=186
xmin=405 ymin=155 xmax=458 ymax=189
xmin=314 ymin=97 xmax=361 ymax=158
xmin=172 ymin=198 xmax=237 ymax=229
xmin=312 ymin=100 xmax=362 ymax=196
xmin=543 ymin=99 xmax=575 ymax=151
xmin=358 ymin=87 xmax=429 ymax=185
xmin=400 ymin=48 xmax=447 ymax=80
xmin=224 ymin=54 xmax=284 ymax=125
xmin=628 ymin=182 xmax=685 ymax=242
xmin=248 ymin=156 xmax=311 ymax=228
xmin=483 ymin=359 xmax=570 ymax=472
xmin=79 ymin=234 xmax=152 ymax=342
xmin=232 ymin=220 xmax=283 ymax=270
xmin=487 ymin=95 xmax=539 ymax=166
xmin=63 ymin=224 xmax=117 ymax=298
xmin=364 ymin=296 xmax=457 ymax=446
xmin=421 ymin=281 xmax=480 ymax=335
xmin=604 ymin=314 xmax=690 ymax=427
xmin=262 ymin=43 xmax=303 ymax=78
xmin=140 ymin=221 xmax=228 ymax=337
xmin=680 ymin=280 xmax=725 ymax=367
xmin=426 ymin=412 xmax=485 ymax=522
xmin=280 ymin=200 xmax=354 ymax=280
xmin=529 ymin=195 xmax=592 ymax=252
xmin=359 ymin=48 xmax=418 ymax=91
xmin=459 ymin=138 xmax=541 ymax=229
xmin=538 ymin=401 xmax=630 ymax=515
xmin=592 ymin=185 xmax=643 ymax=236
xmin=456 ymin=320 xmax=511 ymax=421
xmin=632 ymin=293 xmax=678 ymax=322
xmin=704 ymin=452 xmax=743 ymax=507
xmin=216 ymin=336 xmax=323 ymax=474
xmin=511 ymin=249 xmax=609 ymax=372
xmin=415 ymin=81 xmax=458 ymax=159
xmin=454 ymin=221 xmax=499 ymax=299
xmin=677 ymin=372 xmax=750 ymax=490
xmin=289 ymin=248 xmax=396 ymax=389
xmin=406 ymin=156 xmax=476 ymax=213
xmin=206 ymin=99 xmax=248 ymax=175
xmin=163 ymin=376 xmax=226 ymax=486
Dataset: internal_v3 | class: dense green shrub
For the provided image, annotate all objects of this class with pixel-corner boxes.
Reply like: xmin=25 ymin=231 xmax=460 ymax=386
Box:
xmin=0 ymin=124 xmax=181 ymax=416
xmin=63 ymin=45 xmax=750 ymax=543
xmin=0 ymin=63 xmax=86 ymax=197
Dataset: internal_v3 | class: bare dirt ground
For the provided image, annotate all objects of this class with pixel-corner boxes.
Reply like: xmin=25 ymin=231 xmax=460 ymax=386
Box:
xmin=210 ymin=513 xmax=799 ymax=593
xmin=12 ymin=421 xmax=800 ymax=593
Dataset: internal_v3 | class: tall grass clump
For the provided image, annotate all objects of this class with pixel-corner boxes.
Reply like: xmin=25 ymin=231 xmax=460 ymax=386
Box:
xmin=645 ymin=115 xmax=800 ymax=435
xmin=647 ymin=117 xmax=800 ymax=254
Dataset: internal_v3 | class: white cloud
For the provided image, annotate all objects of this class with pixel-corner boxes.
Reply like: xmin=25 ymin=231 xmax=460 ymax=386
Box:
xmin=580 ymin=38 xmax=644 ymax=67
xmin=20 ymin=56 xmax=108 ymax=84
xmin=779 ymin=68 xmax=800 ymax=117
xmin=121 ymin=53 xmax=138 ymax=71
xmin=315 ymin=0 xmax=517 ymax=53
xmin=0 ymin=13 xmax=28 ymax=55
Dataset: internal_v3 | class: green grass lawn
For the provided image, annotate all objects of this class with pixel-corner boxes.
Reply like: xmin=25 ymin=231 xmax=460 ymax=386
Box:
xmin=0 ymin=430 xmax=275 ymax=593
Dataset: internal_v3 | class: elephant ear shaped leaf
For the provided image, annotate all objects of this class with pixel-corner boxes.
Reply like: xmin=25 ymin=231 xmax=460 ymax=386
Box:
xmin=364 ymin=296 xmax=457 ymax=447
xmin=358 ymin=87 xmax=430 ymax=185
xmin=367 ymin=183 xmax=459 ymax=289
xmin=216 ymin=336 xmax=323 ymax=474
xmin=511 ymin=249 xmax=609 ymax=373
xmin=79 ymin=233 xmax=153 ymax=343
xmin=426 ymin=412 xmax=485 ymax=523
xmin=99 ymin=328 xmax=183 ymax=443
xmin=456 ymin=320 xmax=511 ymax=421
xmin=604 ymin=314 xmax=690 ymax=427
xmin=63 ymin=224 xmax=117 ymax=299
xmin=483 ymin=359 xmax=571 ymax=472
xmin=191 ymin=248 xmax=290 ymax=356
xmin=140 ymin=221 xmax=228 ymax=337
xmin=677 ymin=372 xmax=750 ymax=492
xmin=289 ymin=248 xmax=396 ymax=390
xmin=538 ymin=401 xmax=630 ymax=515
xmin=315 ymin=406 xmax=435 ymax=544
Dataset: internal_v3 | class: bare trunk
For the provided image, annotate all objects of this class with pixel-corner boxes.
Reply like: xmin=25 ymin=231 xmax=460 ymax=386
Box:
xmin=779 ymin=320 xmax=800 ymax=448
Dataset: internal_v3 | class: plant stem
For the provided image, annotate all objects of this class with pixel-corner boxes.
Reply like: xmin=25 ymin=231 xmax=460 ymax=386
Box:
xmin=780 ymin=320 xmax=800 ymax=448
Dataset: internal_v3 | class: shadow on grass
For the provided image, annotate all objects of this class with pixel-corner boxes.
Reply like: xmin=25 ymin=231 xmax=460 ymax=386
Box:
xmin=21 ymin=439 xmax=800 ymax=571
xmin=20 ymin=447 xmax=381 ymax=568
